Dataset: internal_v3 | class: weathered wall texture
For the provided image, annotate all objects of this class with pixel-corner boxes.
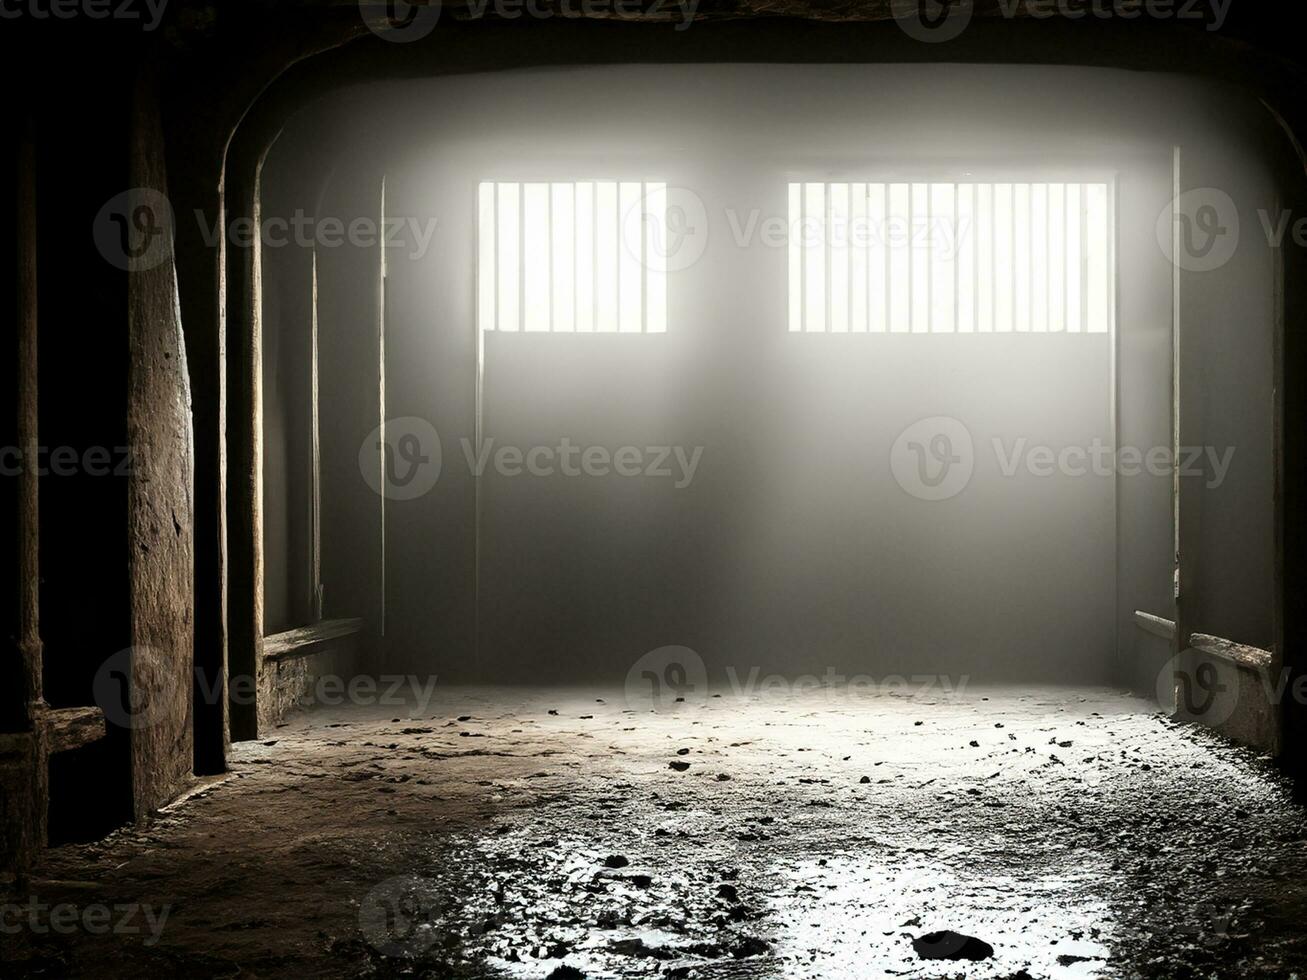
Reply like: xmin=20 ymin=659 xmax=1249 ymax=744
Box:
xmin=127 ymin=72 xmax=197 ymax=817
xmin=257 ymin=638 xmax=361 ymax=735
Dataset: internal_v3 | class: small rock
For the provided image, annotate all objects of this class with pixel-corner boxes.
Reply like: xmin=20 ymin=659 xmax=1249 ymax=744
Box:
xmin=912 ymin=931 xmax=994 ymax=962
xmin=670 ymin=761 xmax=690 ymax=772
xmin=604 ymin=855 xmax=630 ymax=869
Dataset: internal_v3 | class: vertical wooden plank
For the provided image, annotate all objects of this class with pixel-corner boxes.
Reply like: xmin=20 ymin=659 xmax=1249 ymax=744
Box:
xmin=167 ymin=133 xmax=229 ymax=778
xmin=16 ymin=114 xmax=43 ymax=717
xmin=7 ymin=109 xmax=49 ymax=872
xmin=127 ymin=70 xmax=196 ymax=815
xmin=225 ymin=144 xmax=264 ymax=743
xmin=310 ymin=250 xmax=323 ymax=623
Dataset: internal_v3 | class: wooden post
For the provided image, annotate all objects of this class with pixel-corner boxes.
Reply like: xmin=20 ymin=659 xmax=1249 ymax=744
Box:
xmin=225 ymin=144 xmax=266 ymax=743
xmin=168 ymin=157 xmax=229 ymax=775
xmin=8 ymin=112 xmax=49 ymax=874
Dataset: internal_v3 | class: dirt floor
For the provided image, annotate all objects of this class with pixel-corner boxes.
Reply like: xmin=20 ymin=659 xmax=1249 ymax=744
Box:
xmin=4 ymin=684 xmax=1307 ymax=979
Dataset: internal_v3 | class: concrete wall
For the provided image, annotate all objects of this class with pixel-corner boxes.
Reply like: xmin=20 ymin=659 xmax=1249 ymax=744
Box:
xmin=261 ymin=63 xmax=1281 ymax=693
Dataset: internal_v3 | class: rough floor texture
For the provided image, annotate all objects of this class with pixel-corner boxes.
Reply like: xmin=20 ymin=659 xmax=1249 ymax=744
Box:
xmin=4 ymin=685 xmax=1307 ymax=979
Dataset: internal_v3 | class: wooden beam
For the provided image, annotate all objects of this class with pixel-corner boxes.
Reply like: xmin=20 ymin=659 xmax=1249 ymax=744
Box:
xmin=1134 ymin=610 xmax=1177 ymax=641
xmin=16 ymin=112 xmax=42 ymax=716
xmin=226 ymin=138 xmax=267 ymax=743
xmin=263 ymin=617 xmax=363 ymax=662
xmin=4 ymin=111 xmax=48 ymax=877
xmin=44 ymin=707 xmax=108 ymax=755
xmin=1188 ymin=633 xmax=1274 ymax=673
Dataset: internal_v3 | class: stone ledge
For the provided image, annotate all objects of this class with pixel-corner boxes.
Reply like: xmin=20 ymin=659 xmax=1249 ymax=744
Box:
xmin=1188 ymin=633 xmax=1274 ymax=674
xmin=263 ymin=618 xmax=363 ymax=663
xmin=1134 ymin=610 xmax=1176 ymax=641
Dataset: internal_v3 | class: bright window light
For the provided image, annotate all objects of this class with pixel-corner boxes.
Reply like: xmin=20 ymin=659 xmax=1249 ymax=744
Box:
xmin=478 ymin=181 xmax=668 ymax=334
xmin=788 ymin=181 xmax=1114 ymax=335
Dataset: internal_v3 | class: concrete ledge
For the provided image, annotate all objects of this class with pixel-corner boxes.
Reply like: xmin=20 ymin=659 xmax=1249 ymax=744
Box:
xmin=1134 ymin=610 xmax=1176 ymax=641
xmin=1174 ymin=635 xmax=1279 ymax=756
xmin=1188 ymin=633 xmax=1273 ymax=673
xmin=263 ymin=619 xmax=363 ymax=662
xmin=258 ymin=619 xmax=363 ymax=736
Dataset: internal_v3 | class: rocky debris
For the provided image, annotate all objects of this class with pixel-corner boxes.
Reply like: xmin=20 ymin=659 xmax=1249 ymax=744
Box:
xmin=14 ymin=688 xmax=1307 ymax=980
xmin=669 ymin=761 xmax=690 ymax=772
xmin=912 ymin=930 xmax=995 ymax=962
xmin=603 ymin=855 xmax=629 ymax=869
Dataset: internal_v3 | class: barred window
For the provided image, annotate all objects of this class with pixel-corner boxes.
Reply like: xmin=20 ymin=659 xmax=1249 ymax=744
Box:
xmin=787 ymin=182 xmax=1113 ymax=334
xmin=478 ymin=181 xmax=667 ymax=334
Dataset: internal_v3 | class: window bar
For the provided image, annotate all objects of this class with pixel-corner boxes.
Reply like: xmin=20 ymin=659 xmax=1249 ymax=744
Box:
xmin=851 ymin=183 xmax=866 ymax=333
